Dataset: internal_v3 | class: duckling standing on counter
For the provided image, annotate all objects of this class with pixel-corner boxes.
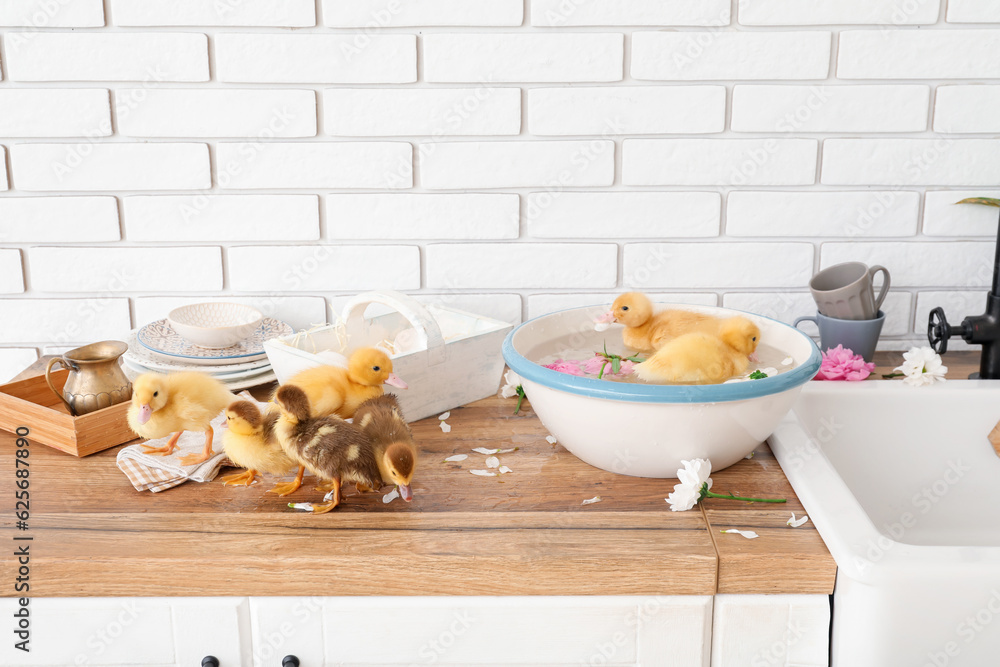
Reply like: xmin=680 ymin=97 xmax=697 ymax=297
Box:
xmin=597 ymin=292 xmax=721 ymax=353
xmin=635 ymin=317 xmax=761 ymax=385
xmin=220 ymin=400 xmax=300 ymax=493
xmin=127 ymin=372 xmax=234 ymax=466
xmin=352 ymin=394 xmax=416 ymax=502
xmin=273 ymin=384 xmax=382 ymax=514
xmin=283 ymin=347 xmax=408 ymax=419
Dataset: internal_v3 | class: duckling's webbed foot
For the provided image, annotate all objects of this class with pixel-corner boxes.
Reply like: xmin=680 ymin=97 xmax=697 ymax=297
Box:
xmin=178 ymin=428 xmax=216 ymax=466
xmin=267 ymin=466 xmax=305 ymax=497
xmin=312 ymin=477 xmax=341 ymax=514
xmin=141 ymin=431 xmax=182 ymax=456
xmin=316 ymin=480 xmax=338 ymax=493
xmin=220 ymin=469 xmax=258 ymax=486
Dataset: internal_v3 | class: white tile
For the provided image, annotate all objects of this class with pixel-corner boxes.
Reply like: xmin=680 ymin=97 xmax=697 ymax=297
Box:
xmin=0 ymin=298 xmax=131 ymax=344
xmin=216 ymin=142 xmax=412 ymax=189
xmin=839 ymin=30 xmax=1000 ymax=78
xmin=0 ymin=0 xmax=104 ymax=26
xmin=420 ymin=141 xmax=614 ymax=189
xmin=529 ymin=86 xmax=725 ymax=135
xmin=533 ymin=0 xmax=729 ymax=26
xmin=11 ymin=143 xmax=210 ymax=191
xmin=124 ymin=195 xmax=319 ymax=242
xmin=821 ymin=241 xmax=995 ymax=288
xmin=726 ymin=191 xmax=919 ymax=237
xmin=324 ymin=88 xmax=520 ymax=136
xmin=527 ymin=192 xmax=721 ymax=238
xmin=0 ymin=197 xmax=120 ymax=242
xmin=215 ymin=33 xmax=415 ymax=83
xmin=923 ymin=190 xmax=1000 ymax=236
xmin=425 ymin=33 xmax=624 ymax=83
xmin=934 ymin=85 xmax=1000 ymax=133
xmin=624 ymin=242 xmax=814 ymax=288
xmin=0 ymin=249 xmax=25 ymax=293
xmin=947 ymin=0 xmax=1000 ymax=22
xmin=822 ymin=139 xmax=1000 ymax=186
xmin=0 ymin=89 xmax=111 ymax=137
xmin=326 ymin=194 xmax=519 ymax=239
xmin=323 ymin=0 xmax=522 ymax=26
xmin=112 ymin=0 xmax=315 ymax=26
xmin=117 ymin=89 xmax=317 ymax=138
xmin=732 ymin=84 xmax=929 ymax=133
xmin=624 ymin=139 xmax=817 ymax=186
xmin=740 ymin=0 xmax=939 ymax=25
xmin=228 ymin=245 xmax=420 ymax=292
xmin=632 ymin=31 xmax=831 ymax=80
xmin=4 ymin=32 xmax=207 ymax=81
xmin=29 ymin=246 xmax=223 ymax=292
xmin=426 ymin=243 xmax=617 ymax=289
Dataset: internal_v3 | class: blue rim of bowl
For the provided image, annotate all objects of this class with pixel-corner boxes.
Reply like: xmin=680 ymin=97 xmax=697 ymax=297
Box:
xmin=502 ymin=305 xmax=822 ymax=404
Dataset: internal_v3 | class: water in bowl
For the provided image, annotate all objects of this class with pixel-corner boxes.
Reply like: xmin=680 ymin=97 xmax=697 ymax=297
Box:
xmin=530 ymin=327 xmax=792 ymax=386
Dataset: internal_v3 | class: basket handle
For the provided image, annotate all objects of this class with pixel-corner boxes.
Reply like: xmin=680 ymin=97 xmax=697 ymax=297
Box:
xmin=341 ymin=290 xmax=447 ymax=366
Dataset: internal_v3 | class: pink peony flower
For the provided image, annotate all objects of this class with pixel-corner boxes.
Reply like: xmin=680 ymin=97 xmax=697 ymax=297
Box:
xmin=543 ymin=359 xmax=585 ymax=376
xmin=583 ymin=354 xmax=636 ymax=377
xmin=815 ymin=345 xmax=875 ymax=381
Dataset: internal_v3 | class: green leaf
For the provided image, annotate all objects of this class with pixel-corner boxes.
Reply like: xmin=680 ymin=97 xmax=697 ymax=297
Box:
xmin=612 ymin=356 xmax=621 ymax=374
xmin=748 ymin=370 xmax=768 ymax=380
xmin=955 ymin=197 xmax=1000 ymax=208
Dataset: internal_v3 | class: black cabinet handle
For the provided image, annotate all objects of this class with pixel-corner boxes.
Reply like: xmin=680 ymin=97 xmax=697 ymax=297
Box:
xmin=282 ymin=656 xmax=300 ymax=667
xmin=201 ymin=658 xmax=219 ymax=667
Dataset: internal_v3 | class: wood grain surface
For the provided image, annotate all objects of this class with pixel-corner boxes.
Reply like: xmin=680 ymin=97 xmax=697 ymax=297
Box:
xmin=0 ymin=351 xmax=982 ymax=597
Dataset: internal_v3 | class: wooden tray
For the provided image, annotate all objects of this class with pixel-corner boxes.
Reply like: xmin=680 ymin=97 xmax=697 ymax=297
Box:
xmin=0 ymin=369 xmax=134 ymax=457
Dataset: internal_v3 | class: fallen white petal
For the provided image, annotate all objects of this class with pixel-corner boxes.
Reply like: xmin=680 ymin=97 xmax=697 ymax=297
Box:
xmin=582 ymin=496 xmax=602 ymax=505
xmin=497 ymin=447 xmax=517 ymax=454
xmin=472 ymin=447 xmax=498 ymax=455
xmin=745 ymin=452 xmax=755 ymax=459
xmin=288 ymin=503 xmax=315 ymax=512
xmin=485 ymin=456 xmax=500 ymax=469
xmin=439 ymin=421 xmax=451 ymax=433
xmin=787 ymin=513 xmax=810 ymax=528
xmin=470 ymin=469 xmax=497 ymax=477
xmin=545 ymin=435 xmax=557 ymax=444
xmin=383 ymin=487 xmax=400 ymax=504
xmin=444 ymin=454 xmax=468 ymax=462
xmin=594 ymin=322 xmax=611 ymax=332
xmin=498 ymin=465 xmax=513 ymax=474
xmin=782 ymin=356 xmax=794 ymax=366
xmin=438 ymin=411 xmax=450 ymax=420
xmin=722 ymin=529 xmax=759 ymax=539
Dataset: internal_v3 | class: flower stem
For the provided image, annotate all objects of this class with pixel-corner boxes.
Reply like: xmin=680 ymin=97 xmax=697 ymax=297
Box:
xmin=702 ymin=485 xmax=786 ymax=504
xmin=513 ymin=386 xmax=525 ymax=415
xmin=882 ymin=372 xmax=905 ymax=379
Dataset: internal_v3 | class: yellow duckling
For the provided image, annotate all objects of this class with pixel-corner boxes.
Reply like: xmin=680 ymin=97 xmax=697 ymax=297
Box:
xmin=597 ymin=292 xmax=722 ymax=353
xmin=220 ymin=400 xmax=298 ymax=493
xmin=127 ymin=372 xmax=234 ymax=466
xmin=635 ymin=317 xmax=761 ymax=385
xmin=283 ymin=346 xmax=408 ymax=419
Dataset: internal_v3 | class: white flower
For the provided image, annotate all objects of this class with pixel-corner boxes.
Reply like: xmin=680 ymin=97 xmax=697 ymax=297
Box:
xmin=545 ymin=435 xmax=557 ymax=445
xmin=288 ymin=502 xmax=316 ymax=512
xmin=666 ymin=458 xmax=713 ymax=512
xmin=498 ymin=465 xmax=512 ymax=474
xmin=470 ymin=469 xmax=496 ymax=477
xmin=500 ymin=370 xmax=522 ymax=398
xmin=472 ymin=447 xmax=516 ymax=455
xmin=787 ymin=513 xmax=809 ymax=528
xmin=722 ymin=529 xmax=759 ymax=539
xmin=894 ymin=346 xmax=948 ymax=386
xmin=485 ymin=456 xmax=500 ymax=469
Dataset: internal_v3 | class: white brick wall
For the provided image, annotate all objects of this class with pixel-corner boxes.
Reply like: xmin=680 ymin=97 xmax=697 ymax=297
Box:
xmin=0 ymin=9 xmax=995 ymax=362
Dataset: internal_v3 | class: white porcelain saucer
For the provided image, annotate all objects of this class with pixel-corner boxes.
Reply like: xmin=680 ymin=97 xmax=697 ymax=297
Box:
xmin=125 ymin=332 xmax=272 ymax=373
xmin=136 ymin=318 xmax=292 ymax=365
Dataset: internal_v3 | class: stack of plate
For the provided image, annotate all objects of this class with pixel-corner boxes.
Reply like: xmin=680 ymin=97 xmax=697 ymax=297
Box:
xmin=123 ymin=318 xmax=294 ymax=391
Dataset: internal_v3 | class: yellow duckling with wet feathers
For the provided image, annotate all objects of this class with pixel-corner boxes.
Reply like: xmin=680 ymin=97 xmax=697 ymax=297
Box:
xmin=635 ymin=317 xmax=762 ymax=385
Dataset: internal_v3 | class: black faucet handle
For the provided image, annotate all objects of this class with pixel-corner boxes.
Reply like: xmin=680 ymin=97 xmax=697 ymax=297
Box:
xmin=201 ymin=658 xmax=220 ymax=667
xmin=928 ymin=307 xmax=952 ymax=354
xmin=282 ymin=657 xmax=301 ymax=667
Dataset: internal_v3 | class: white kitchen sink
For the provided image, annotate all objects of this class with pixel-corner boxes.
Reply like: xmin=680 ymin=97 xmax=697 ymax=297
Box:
xmin=768 ymin=380 xmax=1000 ymax=667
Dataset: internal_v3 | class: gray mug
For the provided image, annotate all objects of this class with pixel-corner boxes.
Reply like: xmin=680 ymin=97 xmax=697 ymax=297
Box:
xmin=810 ymin=261 xmax=890 ymax=320
xmin=794 ymin=310 xmax=885 ymax=362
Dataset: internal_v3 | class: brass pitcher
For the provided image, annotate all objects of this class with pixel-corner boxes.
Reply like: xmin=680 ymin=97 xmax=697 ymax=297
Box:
xmin=45 ymin=341 xmax=133 ymax=416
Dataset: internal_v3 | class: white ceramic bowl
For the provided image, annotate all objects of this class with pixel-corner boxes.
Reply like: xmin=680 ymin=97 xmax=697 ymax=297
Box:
xmin=502 ymin=304 xmax=822 ymax=478
xmin=167 ymin=303 xmax=264 ymax=349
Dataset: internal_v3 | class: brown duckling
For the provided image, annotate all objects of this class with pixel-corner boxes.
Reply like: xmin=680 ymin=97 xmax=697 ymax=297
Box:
xmin=220 ymin=400 xmax=299 ymax=493
xmin=273 ymin=384 xmax=381 ymax=513
xmin=352 ymin=394 xmax=417 ymax=502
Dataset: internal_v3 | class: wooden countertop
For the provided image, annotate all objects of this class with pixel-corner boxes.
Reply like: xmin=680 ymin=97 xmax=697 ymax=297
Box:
xmin=0 ymin=351 xmax=980 ymax=598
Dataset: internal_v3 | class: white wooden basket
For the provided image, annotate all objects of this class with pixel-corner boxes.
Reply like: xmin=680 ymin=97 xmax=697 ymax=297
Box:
xmin=264 ymin=291 xmax=514 ymax=422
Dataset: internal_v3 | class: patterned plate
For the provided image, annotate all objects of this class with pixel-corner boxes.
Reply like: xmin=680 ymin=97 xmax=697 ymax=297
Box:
xmin=122 ymin=363 xmax=277 ymax=390
xmin=123 ymin=356 xmax=273 ymax=381
xmin=137 ymin=318 xmax=293 ymax=364
xmin=126 ymin=331 xmax=274 ymax=371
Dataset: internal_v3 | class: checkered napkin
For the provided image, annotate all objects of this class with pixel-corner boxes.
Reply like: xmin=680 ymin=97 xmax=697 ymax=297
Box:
xmin=116 ymin=391 xmax=260 ymax=493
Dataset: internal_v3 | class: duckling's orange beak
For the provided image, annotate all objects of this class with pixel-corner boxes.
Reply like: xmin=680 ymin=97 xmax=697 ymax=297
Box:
xmin=398 ymin=484 xmax=413 ymax=502
xmin=137 ymin=404 xmax=152 ymax=425
xmin=385 ymin=373 xmax=408 ymax=389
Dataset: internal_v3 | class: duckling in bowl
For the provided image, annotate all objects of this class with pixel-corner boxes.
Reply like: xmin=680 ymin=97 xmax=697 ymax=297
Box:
xmin=502 ymin=304 xmax=821 ymax=478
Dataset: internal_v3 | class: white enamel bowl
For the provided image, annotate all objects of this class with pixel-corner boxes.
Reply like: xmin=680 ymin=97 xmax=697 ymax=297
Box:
xmin=167 ymin=303 xmax=264 ymax=349
xmin=502 ymin=304 xmax=822 ymax=478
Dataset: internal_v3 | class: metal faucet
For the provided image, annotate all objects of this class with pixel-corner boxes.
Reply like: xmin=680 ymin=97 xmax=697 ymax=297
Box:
xmin=928 ymin=202 xmax=1000 ymax=379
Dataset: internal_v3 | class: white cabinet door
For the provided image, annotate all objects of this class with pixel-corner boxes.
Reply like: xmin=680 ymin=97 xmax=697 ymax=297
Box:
xmin=711 ymin=594 xmax=830 ymax=667
xmin=0 ymin=597 xmax=250 ymax=667
xmin=250 ymin=596 xmax=713 ymax=667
